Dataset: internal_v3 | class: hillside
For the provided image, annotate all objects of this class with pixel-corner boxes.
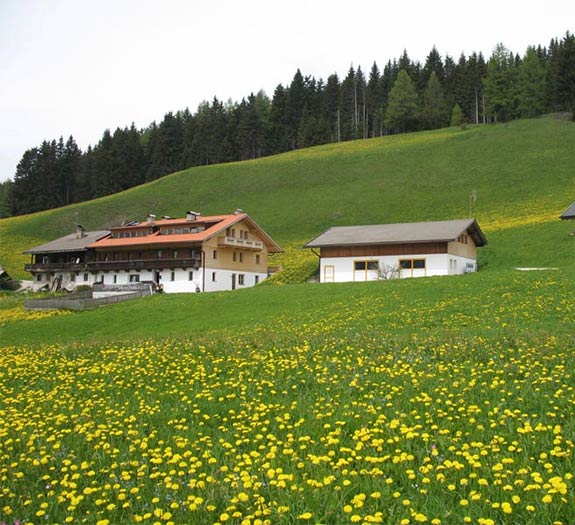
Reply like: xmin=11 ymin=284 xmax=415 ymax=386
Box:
xmin=1 ymin=116 xmax=575 ymax=525
xmin=1 ymin=116 xmax=574 ymax=280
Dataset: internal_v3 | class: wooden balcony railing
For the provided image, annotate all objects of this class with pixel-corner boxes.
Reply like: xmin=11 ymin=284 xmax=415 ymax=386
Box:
xmin=218 ymin=236 xmax=263 ymax=250
xmin=26 ymin=257 xmax=202 ymax=273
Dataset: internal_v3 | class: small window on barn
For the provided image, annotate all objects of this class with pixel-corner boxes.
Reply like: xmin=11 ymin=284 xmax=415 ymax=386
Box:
xmin=113 ymin=275 xmax=117 ymax=284
xmin=239 ymin=252 xmax=243 ymax=263
xmin=238 ymin=274 xmax=245 ymax=285
xmin=188 ymin=271 xmax=194 ymax=281
xmin=367 ymin=261 xmax=379 ymax=270
xmin=212 ymin=272 xmax=216 ymax=282
xmin=212 ymin=250 xmax=217 ymax=260
xmin=413 ymin=259 xmax=426 ymax=269
xmin=129 ymin=274 xmax=140 ymax=283
xmin=170 ymin=271 xmax=175 ymax=281
xmin=233 ymin=252 xmax=237 ymax=262
xmin=354 ymin=261 xmax=366 ymax=271
xmin=255 ymin=275 xmax=259 ymax=285
xmin=83 ymin=273 xmax=89 ymax=282
xmin=36 ymin=274 xmax=42 ymax=282
xmin=400 ymin=260 xmax=412 ymax=269
xmin=256 ymin=254 xmax=260 ymax=265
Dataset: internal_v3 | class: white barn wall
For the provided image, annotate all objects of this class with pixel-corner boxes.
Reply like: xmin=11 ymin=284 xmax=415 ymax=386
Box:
xmin=319 ymin=254 xmax=477 ymax=283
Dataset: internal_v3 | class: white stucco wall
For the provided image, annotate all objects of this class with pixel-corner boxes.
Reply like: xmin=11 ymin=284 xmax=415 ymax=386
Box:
xmin=319 ymin=254 xmax=477 ymax=283
xmin=203 ymin=267 xmax=267 ymax=293
xmin=33 ymin=266 xmax=268 ymax=293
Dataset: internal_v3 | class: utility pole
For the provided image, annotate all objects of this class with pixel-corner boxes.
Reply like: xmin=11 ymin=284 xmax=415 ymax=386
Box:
xmin=469 ymin=190 xmax=477 ymax=217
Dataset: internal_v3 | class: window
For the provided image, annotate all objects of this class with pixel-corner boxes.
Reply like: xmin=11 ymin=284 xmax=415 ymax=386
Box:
xmin=399 ymin=259 xmax=426 ymax=276
xmin=233 ymin=252 xmax=237 ymax=262
xmin=354 ymin=260 xmax=379 ymax=281
xmin=173 ymin=250 xmax=178 ymax=259
xmin=212 ymin=272 xmax=216 ymax=282
xmin=238 ymin=274 xmax=245 ymax=285
xmin=239 ymin=252 xmax=243 ymax=263
xmin=129 ymin=274 xmax=140 ymax=283
xmin=212 ymin=250 xmax=217 ymax=260
xmin=188 ymin=271 xmax=194 ymax=281
xmin=354 ymin=261 xmax=378 ymax=271
xmin=113 ymin=275 xmax=117 ymax=284
xmin=255 ymin=275 xmax=259 ymax=285
xmin=42 ymin=256 xmax=49 ymax=264
xmin=170 ymin=271 xmax=175 ymax=281
xmin=36 ymin=274 xmax=42 ymax=282
xmin=256 ymin=254 xmax=260 ymax=265
xmin=70 ymin=273 xmax=76 ymax=282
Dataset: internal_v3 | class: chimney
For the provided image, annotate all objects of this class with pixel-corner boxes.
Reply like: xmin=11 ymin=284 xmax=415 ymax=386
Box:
xmin=147 ymin=214 xmax=156 ymax=225
xmin=186 ymin=210 xmax=200 ymax=221
xmin=76 ymin=224 xmax=86 ymax=239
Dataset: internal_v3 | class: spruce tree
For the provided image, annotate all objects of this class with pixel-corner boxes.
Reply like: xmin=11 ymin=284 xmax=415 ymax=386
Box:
xmin=384 ymin=70 xmax=420 ymax=133
xmin=483 ymin=43 xmax=518 ymax=122
xmin=517 ymin=47 xmax=547 ymax=117
xmin=555 ymin=31 xmax=575 ymax=119
xmin=422 ymin=72 xmax=449 ymax=129
xmin=450 ymin=103 xmax=465 ymax=128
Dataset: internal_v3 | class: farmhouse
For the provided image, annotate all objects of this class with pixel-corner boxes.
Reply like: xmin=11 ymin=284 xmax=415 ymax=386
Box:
xmin=560 ymin=202 xmax=575 ymax=220
xmin=24 ymin=211 xmax=282 ymax=292
xmin=305 ymin=218 xmax=487 ymax=283
xmin=561 ymin=202 xmax=575 ymax=236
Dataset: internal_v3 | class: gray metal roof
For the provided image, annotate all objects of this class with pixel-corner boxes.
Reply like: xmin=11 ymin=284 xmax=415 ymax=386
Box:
xmin=560 ymin=202 xmax=575 ymax=220
xmin=305 ymin=218 xmax=487 ymax=248
xmin=23 ymin=230 xmax=111 ymax=254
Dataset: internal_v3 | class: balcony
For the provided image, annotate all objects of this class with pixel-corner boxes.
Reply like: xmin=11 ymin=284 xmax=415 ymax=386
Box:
xmin=26 ymin=257 xmax=202 ymax=273
xmin=218 ymin=236 xmax=263 ymax=250
xmin=25 ymin=262 xmax=87 ymax=272
xmin=87 ymin=257 xmax=202 ymax=272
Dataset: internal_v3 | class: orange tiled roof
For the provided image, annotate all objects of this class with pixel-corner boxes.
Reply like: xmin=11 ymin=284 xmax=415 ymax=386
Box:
xmin=108 ymin=215 xmax=232 ymax=230
xmin=89 ymin=214 xmax=244 ymax=249
xmin=88 ymin=213 xmax=282 ymax=252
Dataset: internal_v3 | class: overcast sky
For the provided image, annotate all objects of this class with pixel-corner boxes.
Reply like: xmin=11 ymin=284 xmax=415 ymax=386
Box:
xmin=1 ymin=0 xmax=573 ymax=182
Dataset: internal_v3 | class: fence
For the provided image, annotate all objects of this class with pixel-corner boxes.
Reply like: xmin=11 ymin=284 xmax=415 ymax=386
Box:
xmin=24 ymin=286 xmax=152 ymax=311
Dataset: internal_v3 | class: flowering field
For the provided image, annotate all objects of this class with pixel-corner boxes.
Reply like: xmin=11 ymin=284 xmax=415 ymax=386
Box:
xmin=1 ymin=268 xmax=574 ymax=525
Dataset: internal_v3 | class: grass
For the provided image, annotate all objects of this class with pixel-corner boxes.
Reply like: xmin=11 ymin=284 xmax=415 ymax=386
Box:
xmin=1 ymin=264 xmax=573 ymax=347
xmin=0 ymin=267 xmax=574 ymax=524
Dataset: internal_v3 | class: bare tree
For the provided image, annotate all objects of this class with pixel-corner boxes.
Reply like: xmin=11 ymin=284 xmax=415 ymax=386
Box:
xmin=378 ymin=263 xmax=400 ymax=280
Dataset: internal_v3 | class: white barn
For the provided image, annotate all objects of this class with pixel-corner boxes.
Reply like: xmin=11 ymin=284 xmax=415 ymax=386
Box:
xmin=305 ymin=218 xmax=487 ymax=283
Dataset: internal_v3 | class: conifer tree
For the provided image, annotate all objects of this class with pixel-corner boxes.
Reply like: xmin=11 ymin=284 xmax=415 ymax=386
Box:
xmin=384 ymin=70 xmax=420 ymax=133
xmin=0 ymin=179 xmax=12 ymax=218
xmin=554 ymin=31 xmax=575 ymax=119
xmin=422 ymin=72 xmax=449 ymax=129
xmin=483 ymin=43 xmax=518 ymax=122
xmin=268 ymin=85 xmax=290 ymax=153
xmin=450 ymin=103 xmax=465 ymax=128
xmin=517 ymin=47 xmax=547 ymax=117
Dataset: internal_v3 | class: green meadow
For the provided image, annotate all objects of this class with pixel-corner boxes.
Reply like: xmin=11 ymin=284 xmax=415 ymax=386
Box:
xmin=2 ymin=116 xmax=574 ymax=281
xmin=1 ymin=117 xmax=574 ymax=525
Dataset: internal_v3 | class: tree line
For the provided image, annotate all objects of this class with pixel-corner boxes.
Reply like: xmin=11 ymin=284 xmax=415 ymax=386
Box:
xmin=2 ymin=32 xmax=574 ymax=218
